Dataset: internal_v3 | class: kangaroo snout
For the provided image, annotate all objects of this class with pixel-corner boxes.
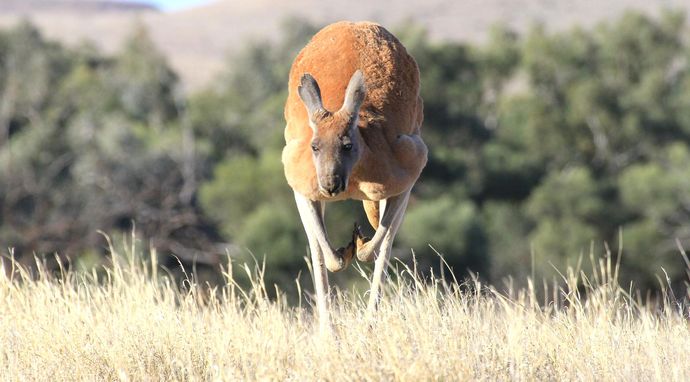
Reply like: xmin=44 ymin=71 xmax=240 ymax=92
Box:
xmin=319 ymin=174 xmax=346 ymax=196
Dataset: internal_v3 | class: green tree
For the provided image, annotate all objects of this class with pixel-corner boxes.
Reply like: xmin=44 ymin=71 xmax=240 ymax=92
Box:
xmin=525 ymin=167 xmax=604 ymax=275
xmin=618 ymin=143 xmax=690 ymax=287
xmin=112 ymin=24 xmax=180 ymax=128
xmin=400 ymin=196 xmax=488 ymax=276
xmin=0 ymin=22 xmax=218 ymax=273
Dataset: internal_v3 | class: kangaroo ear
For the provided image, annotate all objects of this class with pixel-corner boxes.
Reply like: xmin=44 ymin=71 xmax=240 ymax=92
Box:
xmin=298 ymin=73 xmax=326 ymax=124
xmin=340 ymin=70 xmax=366 ymax=116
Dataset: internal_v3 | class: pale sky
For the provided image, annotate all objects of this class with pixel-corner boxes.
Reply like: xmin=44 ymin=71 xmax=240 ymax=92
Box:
xmin=147 ymin=0 xmax=213 ymax=11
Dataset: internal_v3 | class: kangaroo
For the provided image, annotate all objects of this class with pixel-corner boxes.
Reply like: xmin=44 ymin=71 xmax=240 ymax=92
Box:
xmin=282 ymin=21 xmax=427 ymax=331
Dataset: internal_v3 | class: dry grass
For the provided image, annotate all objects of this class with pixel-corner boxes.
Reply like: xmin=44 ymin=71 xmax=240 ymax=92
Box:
xmin=1 ymin=239 xmax=689 ymax=381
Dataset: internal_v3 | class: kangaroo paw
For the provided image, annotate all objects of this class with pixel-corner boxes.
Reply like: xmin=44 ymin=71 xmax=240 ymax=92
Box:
xmin=334 ymin=229 xmax=357 ymax=270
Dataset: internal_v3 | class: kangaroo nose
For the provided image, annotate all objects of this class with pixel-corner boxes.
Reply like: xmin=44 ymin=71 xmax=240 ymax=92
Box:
xmin=322 ymin=175 xmax=343 ymax=195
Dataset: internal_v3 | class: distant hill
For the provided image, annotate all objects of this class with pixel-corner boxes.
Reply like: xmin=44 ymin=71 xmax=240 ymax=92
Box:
xmin=1 ymin=0 xmax=689 ymax=91
xmin=0 ymin=0 xmax=157 ymax=13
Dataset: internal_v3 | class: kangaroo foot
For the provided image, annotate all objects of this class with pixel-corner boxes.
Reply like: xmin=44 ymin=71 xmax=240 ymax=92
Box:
xmin=354 ymin=223 xmax=371 ymax=251
xmin=352 ymin=223 xmax=375 ymax=262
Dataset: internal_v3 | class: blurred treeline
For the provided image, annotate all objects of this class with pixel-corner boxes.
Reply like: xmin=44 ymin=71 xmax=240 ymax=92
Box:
xmin=1 ymin=11 xmax=689 ymax=294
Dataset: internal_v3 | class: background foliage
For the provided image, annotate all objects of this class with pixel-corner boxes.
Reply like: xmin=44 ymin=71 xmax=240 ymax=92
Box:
xmin=1 ymin=12 xmax=689 ymax=294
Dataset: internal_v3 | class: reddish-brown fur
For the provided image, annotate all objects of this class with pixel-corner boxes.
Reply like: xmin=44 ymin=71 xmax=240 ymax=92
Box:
xmin=282 ymin=21 xmax=427 ymax=205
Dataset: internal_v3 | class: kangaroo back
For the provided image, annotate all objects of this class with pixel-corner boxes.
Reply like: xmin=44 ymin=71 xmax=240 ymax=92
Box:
xmin=284 ymin=21 xmax=422 ymax=144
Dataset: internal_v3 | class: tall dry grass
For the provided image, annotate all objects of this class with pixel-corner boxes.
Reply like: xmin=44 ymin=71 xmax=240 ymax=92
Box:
xmin=1 ymin=237 xmax=689 ymax=381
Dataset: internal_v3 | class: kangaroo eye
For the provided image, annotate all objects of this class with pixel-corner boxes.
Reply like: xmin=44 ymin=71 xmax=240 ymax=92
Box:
xmin=311 ymin=144 xmax=319 ymax=152
xmin=343 ymin=143 xmax=353 ymax=151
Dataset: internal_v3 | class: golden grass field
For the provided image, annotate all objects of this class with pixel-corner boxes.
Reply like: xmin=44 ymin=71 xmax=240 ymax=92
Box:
xmin=1 ymin=238 xmax=689 ymax=381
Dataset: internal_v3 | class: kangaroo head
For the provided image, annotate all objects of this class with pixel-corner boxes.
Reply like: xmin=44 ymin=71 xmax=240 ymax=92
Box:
xmin=298 ymin=70 xmax=366 ymax=197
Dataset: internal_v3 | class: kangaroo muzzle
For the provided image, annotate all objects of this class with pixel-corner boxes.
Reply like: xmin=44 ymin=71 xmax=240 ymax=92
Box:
xmin=319 ymin=174 xmax=346 ymax=197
